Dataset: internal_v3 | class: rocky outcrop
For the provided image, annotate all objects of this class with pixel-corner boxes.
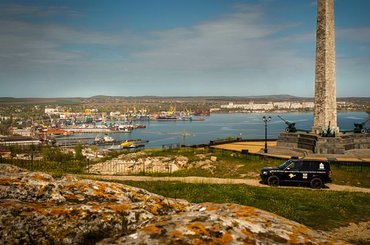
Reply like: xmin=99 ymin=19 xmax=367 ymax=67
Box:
xmin=0 ymin=164 xmax=344 ymax=244
xmin=89 ymin=152 xmax=216 ymax=175
xmin=0 ymin=164 xmax=188 ymax=244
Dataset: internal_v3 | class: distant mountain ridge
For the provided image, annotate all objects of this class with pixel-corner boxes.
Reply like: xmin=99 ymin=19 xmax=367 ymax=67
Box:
xmin=0 ymin=95 xmax=369 ymax=103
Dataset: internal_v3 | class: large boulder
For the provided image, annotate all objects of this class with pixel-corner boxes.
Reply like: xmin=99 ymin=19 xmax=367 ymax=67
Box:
xmin=0 ymin=164 xmax=344 ymax=244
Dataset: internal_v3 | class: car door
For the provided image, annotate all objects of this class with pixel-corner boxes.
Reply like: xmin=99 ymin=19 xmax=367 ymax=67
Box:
xmin=283 ymin=161 xmax=303 ymax=182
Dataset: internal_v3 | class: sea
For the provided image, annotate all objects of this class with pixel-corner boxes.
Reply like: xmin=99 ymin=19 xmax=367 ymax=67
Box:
xmin=63 ymin=112 xmax=369 ymax=149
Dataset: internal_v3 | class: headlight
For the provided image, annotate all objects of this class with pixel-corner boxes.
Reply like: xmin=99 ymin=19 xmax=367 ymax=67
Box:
xmin=262 ymin=171 xmax=267 ymax=175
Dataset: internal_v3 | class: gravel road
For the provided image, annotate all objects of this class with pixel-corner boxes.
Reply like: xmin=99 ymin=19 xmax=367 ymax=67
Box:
xmin=79 ymin=175 xmax=370 ymax=193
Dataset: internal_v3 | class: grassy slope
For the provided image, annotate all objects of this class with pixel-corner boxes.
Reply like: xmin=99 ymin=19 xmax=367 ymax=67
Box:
xmin=109 ymin=180 xmax=370 ymax=231
xmin=141 ymin=149 xmax=370 ymax=188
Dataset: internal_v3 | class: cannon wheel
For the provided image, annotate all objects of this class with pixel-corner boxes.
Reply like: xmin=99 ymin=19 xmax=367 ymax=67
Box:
xmin=361 ymin=128 xmax=367 ymax=134
xmin=285 ymin=127 xmax=290 ymax=132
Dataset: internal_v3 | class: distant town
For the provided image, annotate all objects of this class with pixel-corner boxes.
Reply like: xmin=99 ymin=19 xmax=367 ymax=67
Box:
xmin=0 ymin=95 xmax=368 ymax=156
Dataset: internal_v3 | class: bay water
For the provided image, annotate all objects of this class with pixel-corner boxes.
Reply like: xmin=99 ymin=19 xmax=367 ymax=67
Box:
xmin=64 ymin=112 xmax=369 ymax=149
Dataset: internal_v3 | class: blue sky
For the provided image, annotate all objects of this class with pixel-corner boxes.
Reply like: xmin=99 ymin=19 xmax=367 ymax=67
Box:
xmin=0 ymin=0 xmax=369 ymax=98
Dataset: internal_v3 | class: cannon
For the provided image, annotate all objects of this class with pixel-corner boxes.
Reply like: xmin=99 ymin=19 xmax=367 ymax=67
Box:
xmin=277 ymin=115 xmax=297 ymax=133
xmin=353 ymin=118 xmax=369 ymax=134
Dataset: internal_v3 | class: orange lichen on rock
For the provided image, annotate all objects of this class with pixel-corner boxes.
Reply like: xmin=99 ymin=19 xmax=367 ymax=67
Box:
xmin=0 ymin=164 xmax=348 ymax=245
xmin=48 ymin=207 xmax=73 ymax=216
xmin=187 ymin=222 xmax=210 ymax=236
xmin=233 ymin=205 xmax=257 ymax=218
xmin=211 ymin=232 xmax=233 ymax=244
xmin=169 ymin=230 xmax=183 ymax=238
xmin=264 ymin=220 xmax=272 ymax=228
xmin=0 ymin=177 xmax=22 ymax=185
xmin=143 ymin=224 xmax=163 ymax=235
xmin=30 ymin=173 xmax=53 ymax=182
xmin=108 ymin=203 xmax=131 ymax=212
xmin=241 ymin=228 xmax=256 ymax=241
xmin=211 ymin=224 xmax=222 ymax=231
xmin=149 ymin=204 xmax=160 ymax=215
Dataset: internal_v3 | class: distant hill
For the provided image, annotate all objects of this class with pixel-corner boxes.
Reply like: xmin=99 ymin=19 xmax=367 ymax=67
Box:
xmin=0 ymin=97 xmax=82 ymax=105
xmin=0 ymin=95 xmax=368 ymax=104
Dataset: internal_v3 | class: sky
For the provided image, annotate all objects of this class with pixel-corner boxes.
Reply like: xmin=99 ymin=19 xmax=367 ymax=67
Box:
xmin=0 ymin=0 xmax=369 ymax=98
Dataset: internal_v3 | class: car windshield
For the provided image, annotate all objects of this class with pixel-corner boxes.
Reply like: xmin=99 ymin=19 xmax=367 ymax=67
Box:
xmin=278 ymin=160 xmax=293 ymax=170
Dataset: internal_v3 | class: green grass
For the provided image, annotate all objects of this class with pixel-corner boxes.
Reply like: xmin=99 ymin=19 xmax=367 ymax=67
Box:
xmin=140 ymin=148 xmax=281 ymax=178
xmin=105 ymin=180 xmax=370 ymax=231
xmin=141 ymin=148 xmax=370 ymax=188
xmin=331 ymin=165 xmax=370 ymax=188
xmin=2 ymin=159 xmax=88 ymax=178
xmin=4 ymin=147 xmax=370 ymax=188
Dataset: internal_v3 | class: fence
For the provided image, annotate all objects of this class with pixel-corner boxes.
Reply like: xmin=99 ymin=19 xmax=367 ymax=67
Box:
xmin=0 ymin=157 xmax=90 ymax=175
xmin=1 ymin=147 xmax=369 ymax=175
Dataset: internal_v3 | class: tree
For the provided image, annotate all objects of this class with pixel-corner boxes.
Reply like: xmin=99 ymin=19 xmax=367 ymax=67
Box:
xmin=90 ymin=145 xmax=99 ymax=158
xmin=74 ymin=143 xmax=84 ymax=161
xmin=0 ymin=118 xmax=12 ymax=136
xmin=42 ymin=146 xmax=74 ymax=162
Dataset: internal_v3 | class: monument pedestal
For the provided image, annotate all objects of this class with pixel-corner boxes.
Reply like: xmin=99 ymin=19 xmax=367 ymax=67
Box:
xmin=277 ymin=133 xmax=370 ymax=154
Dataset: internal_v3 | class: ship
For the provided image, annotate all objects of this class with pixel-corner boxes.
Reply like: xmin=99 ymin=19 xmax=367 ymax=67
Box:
xmin=120 ymin=139 xmax=148 ymax=148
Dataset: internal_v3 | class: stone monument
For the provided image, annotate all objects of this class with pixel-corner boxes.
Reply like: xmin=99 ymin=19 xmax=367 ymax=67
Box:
xmin=312 ymin=0 xmax=339 ymax=135
xmin=276 ymin=0 xmax=370 ymax=154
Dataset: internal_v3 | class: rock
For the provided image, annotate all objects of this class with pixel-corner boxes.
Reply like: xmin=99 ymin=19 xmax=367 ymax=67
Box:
xmin=99 ymin=203 xmax=344 ymax=245
xmin=0 ymin=164 xmax=345 ymax=244
xmin=0 ymin=164 xmax=188 ymax=244
xmin=89 ymin=153 xmax=189 ymax=175
xmin=329 ymin=221 xmax=370 ymax=244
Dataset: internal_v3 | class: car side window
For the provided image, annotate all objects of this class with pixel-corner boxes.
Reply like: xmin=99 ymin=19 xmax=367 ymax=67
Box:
xmin=301 ymin=162 xmax=311 ymax=171
xmin=310 ymin=162 xmax=319 ymax=170
xmin=287 ymin=161 xmax=302 ymax=171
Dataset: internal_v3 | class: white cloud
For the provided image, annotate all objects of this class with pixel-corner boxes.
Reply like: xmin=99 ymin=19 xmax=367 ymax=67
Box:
xmin=337 ymin=27 xmax=370 ymax=43
xmin=0 ymin=4 xmax=81 ymax=17
xmin=128 ymin=5 xmax=307 ymax=74
xmin=0 ymin=3 xmax=369 ymax=97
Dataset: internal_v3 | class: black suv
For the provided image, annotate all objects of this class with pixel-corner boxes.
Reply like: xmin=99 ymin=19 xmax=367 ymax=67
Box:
xmin=260 ymin=158 xmax=332 ymax=188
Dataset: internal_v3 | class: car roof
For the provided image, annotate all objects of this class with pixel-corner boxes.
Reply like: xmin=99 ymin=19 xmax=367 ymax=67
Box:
xmin=290 ymin=159 xmax=330 ymax=163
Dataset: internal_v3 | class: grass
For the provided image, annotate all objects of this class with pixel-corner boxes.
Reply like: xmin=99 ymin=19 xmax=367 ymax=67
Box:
xmin=3 ymin=148 xmax=370 ymax=232
xmin=2 ymin=159 xmax=89 ymax=178
xmin=105 ymin=180 xmax=370 ymax=231
xmin=140 ymin=148 xmax=370 ymax=188
xmin=139 ymin=148 xmax=281 ymax=178
xmin=4 ymin=147 xmax=370 ymax=187
xmin=331 ymin=165 xmax=370 ymax=188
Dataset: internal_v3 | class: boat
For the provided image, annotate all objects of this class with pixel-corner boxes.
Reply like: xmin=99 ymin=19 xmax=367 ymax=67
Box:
xmin=156 ymin=115 xmax=178 ymax=121
xmin=103 ymin=135 xmax=115 ymax=143
xmin=108 ymin=144 xmax=122 ymax=150
xmin=95 ymin=134 xmax=115 ymax=144
xmin=133 ymin=124 xmax=146 ymax=129
xmin=117 ymin=125 xmax=133 ymax=133
xmin=94 ymin=135 xmax=104 ymax=144
xmin=138 ymin=115 xmax=150 ymax=121
xmin=120 ymin=139 xmax=148 ymax=148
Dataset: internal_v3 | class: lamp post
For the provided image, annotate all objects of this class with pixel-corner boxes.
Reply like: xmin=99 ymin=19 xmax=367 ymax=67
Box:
xmin=262 ymin=116 xmax=271 ymax=153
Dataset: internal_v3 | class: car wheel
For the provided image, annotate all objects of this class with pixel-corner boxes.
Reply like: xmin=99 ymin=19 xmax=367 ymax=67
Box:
xmin=310 ymin=177 xmax=323 ymax=189
xmin=267 ymin=175 xmax=280 ymax=186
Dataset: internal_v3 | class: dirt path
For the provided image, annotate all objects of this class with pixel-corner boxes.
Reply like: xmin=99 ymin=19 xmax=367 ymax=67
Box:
xmin=79 ymin=175 xmax=370 ymax=193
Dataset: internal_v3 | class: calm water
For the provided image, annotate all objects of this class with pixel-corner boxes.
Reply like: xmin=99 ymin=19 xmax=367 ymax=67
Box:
xmin=66 ymin=112 xmax=369 ymax=149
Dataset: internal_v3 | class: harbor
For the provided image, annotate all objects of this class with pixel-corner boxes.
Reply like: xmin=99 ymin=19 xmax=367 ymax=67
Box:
xmin=53 ymin=112 xmax=368 ymax=149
